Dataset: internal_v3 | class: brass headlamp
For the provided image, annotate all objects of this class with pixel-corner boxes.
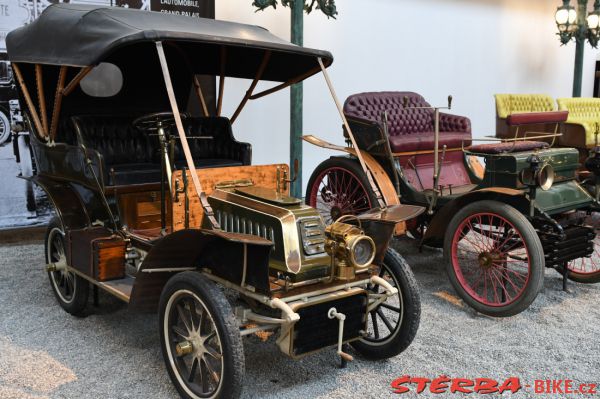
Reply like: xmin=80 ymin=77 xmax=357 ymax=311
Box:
xmin=519 ymin=154 xmax=555 ymax=192
xmin=324 ymin=216 xmax=376 ymax=281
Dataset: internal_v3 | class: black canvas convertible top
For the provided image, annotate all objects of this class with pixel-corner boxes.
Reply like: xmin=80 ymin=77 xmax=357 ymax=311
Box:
xmin=6 ymin=4 xmax=333 ymax=82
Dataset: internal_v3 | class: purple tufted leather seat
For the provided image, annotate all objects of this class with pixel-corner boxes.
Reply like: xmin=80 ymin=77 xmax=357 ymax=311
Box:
xmin=343 ymin=92 xmax=472 ymax=152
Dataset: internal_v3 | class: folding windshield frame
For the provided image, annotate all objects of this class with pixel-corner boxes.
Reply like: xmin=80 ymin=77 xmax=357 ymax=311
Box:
xmin=154 ymin=41 xmax=386 ymax=219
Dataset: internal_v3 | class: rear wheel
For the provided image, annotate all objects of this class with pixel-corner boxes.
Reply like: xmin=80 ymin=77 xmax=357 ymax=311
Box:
xmin=45 ymin=217 xmax=89 ymax=315
xmin=560 ymin=211 xmax=600 ymax=283
xmin=159 ymin=272 xmax=244 ymax=399
xmin=444 ymin=201 xmax=544 ymax=317
xmin=306 ymin=157 xmax=377 ymax=224
xmin=351 ymin=249 xmax=421 ymax=360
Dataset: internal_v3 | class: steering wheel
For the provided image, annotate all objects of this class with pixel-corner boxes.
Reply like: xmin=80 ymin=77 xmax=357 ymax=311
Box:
xmin=132 ymin=112 xmax=186 ymax=132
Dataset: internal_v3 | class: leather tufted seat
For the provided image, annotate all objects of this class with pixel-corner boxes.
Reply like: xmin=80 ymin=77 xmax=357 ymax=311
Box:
xmin=343 ymin=92 xmax=471 ymax=153
xmin=70 ymin=115 xmax=251 ymax=186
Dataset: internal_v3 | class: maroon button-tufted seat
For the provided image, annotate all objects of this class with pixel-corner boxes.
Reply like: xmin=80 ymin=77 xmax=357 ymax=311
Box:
xmin=343 ymin=92 xmax=472 ymax=152
xmin=468 ymin=141 xmax=549 ymax=154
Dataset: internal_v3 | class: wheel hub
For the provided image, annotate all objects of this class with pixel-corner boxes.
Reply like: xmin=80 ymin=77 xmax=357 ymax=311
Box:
xmin=478 ymin=252 xmax=500 ymax=269
xmin=175 ymin=340 xmax=193 ymax=357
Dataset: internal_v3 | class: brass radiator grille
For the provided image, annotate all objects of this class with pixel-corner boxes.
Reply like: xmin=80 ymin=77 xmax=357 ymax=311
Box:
xmin=215 ymin=210 xmax=276 ymax=249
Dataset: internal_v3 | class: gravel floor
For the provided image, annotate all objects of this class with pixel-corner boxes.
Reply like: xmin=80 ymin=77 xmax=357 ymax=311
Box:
xmin=0 ymin=238 xmax=598 ymax=399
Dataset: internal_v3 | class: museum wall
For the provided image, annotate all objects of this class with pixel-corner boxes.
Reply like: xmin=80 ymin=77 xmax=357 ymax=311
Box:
xmin=216 ymin=0 xmax=600 ymax=192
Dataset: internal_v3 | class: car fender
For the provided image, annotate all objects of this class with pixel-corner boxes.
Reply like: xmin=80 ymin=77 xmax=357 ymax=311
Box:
xmin=129 ymin=229 xmax=273 ymax=312
xmin=27 ymin=175 xmax=90 ymax=230
xmin=303 ymin=135 xmax=399 ymax=206
xmin=422 ymin=187 xmax=529 ymax=248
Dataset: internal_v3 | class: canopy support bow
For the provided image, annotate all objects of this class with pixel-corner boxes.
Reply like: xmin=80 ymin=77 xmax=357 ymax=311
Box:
xmin=156 ymin=41 xmax=220 ymax=230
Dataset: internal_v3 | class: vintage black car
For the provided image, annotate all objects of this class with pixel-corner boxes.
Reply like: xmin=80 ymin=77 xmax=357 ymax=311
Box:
xmin=7 ymin=5 xmax=424 ymax=399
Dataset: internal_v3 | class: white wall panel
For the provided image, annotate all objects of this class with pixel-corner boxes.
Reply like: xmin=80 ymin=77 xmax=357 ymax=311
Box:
xmin=216 ymin=0 xmax=600 ymax=194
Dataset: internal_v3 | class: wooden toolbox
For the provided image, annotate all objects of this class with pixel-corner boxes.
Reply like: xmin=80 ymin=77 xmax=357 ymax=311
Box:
xmin=68 ymin=227 xmax=126 ymax=281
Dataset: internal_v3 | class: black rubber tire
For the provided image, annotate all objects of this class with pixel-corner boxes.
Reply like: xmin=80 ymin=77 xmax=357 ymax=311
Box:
xmin=305 ymin=157 xmax=378 ymax=223
xmin=351 ymin=248 xmax=421 ymax=360
xmin=44 ymin=217 xmax=89 ymax=316
xmin=555 ymin=211 xmax=600 ymax=284
xmin=443 ymin=200 xmax=545 ymax=317
xmin=159 ymin=272 xmax=245 ymax=399
xmin=555 ymin=265 xmax=600 ymax=284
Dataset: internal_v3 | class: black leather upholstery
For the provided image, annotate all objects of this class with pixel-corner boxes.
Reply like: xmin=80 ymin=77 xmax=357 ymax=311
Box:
xmin=70 ymin=115 xmax=251 ymax=186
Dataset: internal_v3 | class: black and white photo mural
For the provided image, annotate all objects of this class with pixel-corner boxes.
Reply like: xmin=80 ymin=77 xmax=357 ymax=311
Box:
xmin=0 ymin=0 xmax=215 ymax=228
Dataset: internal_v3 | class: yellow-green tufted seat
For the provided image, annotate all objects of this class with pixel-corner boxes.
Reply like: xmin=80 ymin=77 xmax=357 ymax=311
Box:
xmin=495 ymin=94 xmax=555 ymax=118
xmin=495 ymin=94 xmax=556 ymax=139
xmin=557 ymin=98 xmax=600 ymax=148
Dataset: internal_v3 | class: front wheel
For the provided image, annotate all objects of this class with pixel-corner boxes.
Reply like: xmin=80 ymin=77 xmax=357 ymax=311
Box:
xmin=159 ymin=272 xmax=244 ymax=399
xmin=351 ymin=248 xmax=421 ymax=360
xmin=306 ymin=157 xmax=377 ymax=224
xmin=444 ymin=200 xmax=545 ymax=317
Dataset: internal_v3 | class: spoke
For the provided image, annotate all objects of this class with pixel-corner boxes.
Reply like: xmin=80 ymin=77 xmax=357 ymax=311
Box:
xmin=490 ymin=268 xmax=514 ymax=301
xmin=203 ymin=330 xmax=216 ymax=344
xmin=187 ymin=300 xmax=197 ymax=333
xmin=488 ymin=267 xmax=500 ymax=304
xmin=502 ymin=266 xmax=528 ymax=282
xmin=172 ymin=325 xmax=188 ymax=339
xmin=475 ymin=215 xmax=492 ymax=250
xmin=200 ymin=358 xmax=209 ymax=393
xmin=204 ymin=344 xmax=222 ymax=360
xmin=471 ymin=268 xmax=485 ymax=291
xmin=188 ymin=357 xmax=199 ymax=383
xmin=376 ymin=308 xmax=395 ymax=332
xmin=496 ymin=266 xmax=527 ymax=291
xmin=177 ymin=304 xmax=193 ymax=334
xmin=483 ymin=269 xmax=488 ymax=301
xmin=202 ymin=357 xmax=220 ymax=384
xmin=64 ymin=275 xmax=73 ymax=296
xmin=370 ymin=311 xmax=380 ymax=339
xmin=380 ymin=302 xmax=401 ymax=313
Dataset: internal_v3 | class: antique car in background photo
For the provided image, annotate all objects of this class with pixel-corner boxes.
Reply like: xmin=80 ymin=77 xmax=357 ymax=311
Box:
xmin=305 ymin=91 xmax=599 ymax=317
xmin=0 ymin=54 xmax=14 ymax=146
xmin=6 ymin=5 xmax=424 ymax=399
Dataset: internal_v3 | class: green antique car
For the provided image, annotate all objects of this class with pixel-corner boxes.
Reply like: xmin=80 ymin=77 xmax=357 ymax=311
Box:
xmin=305 ymin=92 xmax=598 ymax=317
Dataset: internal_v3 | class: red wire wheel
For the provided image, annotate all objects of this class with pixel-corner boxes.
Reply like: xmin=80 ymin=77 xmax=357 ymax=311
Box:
xmin=443 ymin=200 xmax=545 ymax=317
xmin=305 ymin=157 xmax=377 ymax=224
xmin=562 ymin=211 xmax=600 ymax=283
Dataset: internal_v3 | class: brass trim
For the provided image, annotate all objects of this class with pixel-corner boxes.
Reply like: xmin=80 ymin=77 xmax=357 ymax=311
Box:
xmin=210 ymin=189 xmax=303 ymax=273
